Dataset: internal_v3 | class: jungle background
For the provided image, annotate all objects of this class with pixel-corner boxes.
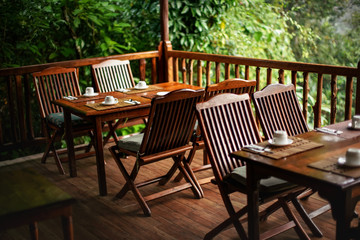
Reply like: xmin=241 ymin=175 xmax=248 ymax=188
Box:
xmin=0 ymin=0 xmax=359 ymax=160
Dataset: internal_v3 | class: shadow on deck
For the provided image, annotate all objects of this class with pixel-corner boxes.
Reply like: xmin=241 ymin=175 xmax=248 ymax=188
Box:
xmin=0 ymin=144 xmax=357 ymax=240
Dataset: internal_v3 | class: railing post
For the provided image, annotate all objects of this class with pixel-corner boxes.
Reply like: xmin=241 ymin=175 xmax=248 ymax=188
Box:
xmin=158 ymin=0 xmax=173 ymax=82
xmin=356 ymin=61 xmax=360 ymax=115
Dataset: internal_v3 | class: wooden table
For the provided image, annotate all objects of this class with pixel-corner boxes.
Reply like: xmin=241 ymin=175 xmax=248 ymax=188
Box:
xmin=53 ymin=82 xmax=202 ymax=196
xmin=0 ymin=167 xmax=75 ymax=240
xmin=231 ymin=123 xmax=360 ymax=240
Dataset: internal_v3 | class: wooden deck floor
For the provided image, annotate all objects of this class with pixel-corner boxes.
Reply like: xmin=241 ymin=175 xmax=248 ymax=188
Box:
xmin=1 ymin=144 xmax=359 ymax=240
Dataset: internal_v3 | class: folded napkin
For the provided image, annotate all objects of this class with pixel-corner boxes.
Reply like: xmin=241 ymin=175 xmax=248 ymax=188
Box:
xmin=315 ymin=127 xmax=343 ymax=135
xmin=115 ymin=88 xmax=130 ymax=93
xmin=63 ymin=96 xmax=78 ymax=100
xmin=124 ymin=99 xmax=140 ymax=105
xmin=243 ymin=144 xmax=273 ymax=153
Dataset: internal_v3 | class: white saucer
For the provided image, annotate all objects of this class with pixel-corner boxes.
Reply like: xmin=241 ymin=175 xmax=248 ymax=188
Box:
xmin=134 ymin=85 xmax=149 ymax=90
xmin=83 ymin=92 xmax=99 ymax=97
xmin=337 ymin=157 xmax=360 ymax=167
xmin=268 ymin=139 xmax=293 ymax=146
xmin=101 ymin=100 xmax=118 ymax=106
xmin=156 ymin=91 xmax=169 ymax=96
xmin=347 ymin=123 xmax=360 ymax=130
xmin=115 ymin=89 xmax=130 ymax=93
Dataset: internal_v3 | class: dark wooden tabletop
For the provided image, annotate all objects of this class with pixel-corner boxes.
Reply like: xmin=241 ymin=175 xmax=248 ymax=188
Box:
xmin=53 ymin=82 xmax=203 ymax=117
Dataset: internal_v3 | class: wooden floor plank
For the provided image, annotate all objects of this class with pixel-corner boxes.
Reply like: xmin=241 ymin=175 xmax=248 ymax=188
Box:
xmin=0 ymin=144 xmax=359 ymax=239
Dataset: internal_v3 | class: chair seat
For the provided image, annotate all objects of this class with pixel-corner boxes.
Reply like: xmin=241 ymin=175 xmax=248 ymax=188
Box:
xmin=117 ymin=133 xmax=143 ymax=152
xmin=227 ymin=166 xmax=297 ymax=194
xmin=46 ymin=112 xmax=88 ymax=128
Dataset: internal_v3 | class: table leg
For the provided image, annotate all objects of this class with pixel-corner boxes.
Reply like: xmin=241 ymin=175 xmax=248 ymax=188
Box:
xmin=319 ymin=189 xmax=355 ymax=240
xmin=29 ymin=222 xmax=38 ymax=240
xmin=62 ymin=215 xmax=74 ymax=240
xmin=64 ymin=110 xmax=76 ymax=177
xmin=94 ymin=117 xmax=107 ymax=196
xmin=247 ymin=163 xmax=261 ymax=240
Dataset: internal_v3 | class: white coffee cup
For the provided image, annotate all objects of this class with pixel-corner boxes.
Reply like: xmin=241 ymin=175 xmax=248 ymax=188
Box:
xmin=104 ymin=96 xmax=117 ymax=104
xmin=85 ymin=87 xmax=94 ymax=95
xmin=352 ymin=115 xmax=360 ymax=129
xmin=345 ymin=148 xmax=360 ymax=166
xmin=137 ymin=81 xmax=147 ymax=88
xmin=273 ymin=130 xmax=288 ymax=145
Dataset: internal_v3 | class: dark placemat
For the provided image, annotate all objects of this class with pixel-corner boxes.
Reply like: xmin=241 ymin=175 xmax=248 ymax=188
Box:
xmin=124 ymin=85 xmax=163 ymax=94
xmin=243 ymin=137 xmax=324 ymax=160
xmin=261 ymin=137 xmax=323 ymax=159
xmin=308 ymin=156 xmax=360 ymax=178
xmin=86 ymin=96 xmax=145 ymax=111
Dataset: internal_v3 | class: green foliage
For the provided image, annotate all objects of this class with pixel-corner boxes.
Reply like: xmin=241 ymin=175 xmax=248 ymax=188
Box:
xmin=0 ymin=0 xmax=135 ymax=69
xmin=169 ymin=0 xmax=236 ymax=52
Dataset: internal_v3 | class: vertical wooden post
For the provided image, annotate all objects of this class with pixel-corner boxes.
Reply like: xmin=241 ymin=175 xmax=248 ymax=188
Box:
xmin=356 ymin=61 xmax=360 ymax=115
xmin=158 ymin=0 xmax=173 ymax=83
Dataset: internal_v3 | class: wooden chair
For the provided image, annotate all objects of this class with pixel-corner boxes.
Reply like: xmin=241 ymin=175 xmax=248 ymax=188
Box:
xmin=91 ymin=59 xmax=144 ymax=144
xmin=173 ymin=79 xmax=257 ymax=183
xmin=109 ymin=89 xmax=205 ymax=216
xmin=252 ymin=83 xmax=309 ymax=140
xmin=196 ymin=93 xmax=320 ymax=239
xmin=33 ymin=67 xmax=94 ymax=175
xmin=91 ymin=59 xmax=135 ymax=92
xmin=252 ymin=83 xmax=328 ymax=235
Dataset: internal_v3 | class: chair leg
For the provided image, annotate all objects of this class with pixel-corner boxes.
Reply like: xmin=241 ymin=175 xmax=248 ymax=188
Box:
xmin=291 ymin=197 xmax=323 ymax=237
xmin=259 ymin=200 xmax=282 ymax=221
xmin=43 ymin=129 xmax=65 ymax=175
xmin=158 ymin=158 xmax=181 ymax=185
xmin=85 ymin=130 xmax=94 ymax=153
xmin=175 ymin=156 xmax=203 ymax=199
xmin=220 ymin=191 xmax=248 ymax=239
xmin=103 ymin=120 xmax=120 ymax=145
xmin=182 ymin=157 xmax=204 ymax=197
xmin=110 ymin=146 xmax=151 ymax=216
xmin=279 ymin=197 xmax=310 ymax=240
xmin=204 ymin=206 xmax=248 ymax=240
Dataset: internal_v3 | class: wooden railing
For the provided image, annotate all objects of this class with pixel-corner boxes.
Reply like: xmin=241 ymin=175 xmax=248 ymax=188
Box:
xmin=0 ymin=51 xmax=160 ymax=155
xmin=167 ymin=50 xmax=360 ymax=128
xmin=1 ymin=49 xmax=359 ymax=159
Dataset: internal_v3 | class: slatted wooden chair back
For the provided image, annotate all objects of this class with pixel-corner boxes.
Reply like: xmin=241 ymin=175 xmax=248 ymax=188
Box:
xmin=33 ymin=67 xmax=81 ymax=119
xmin=252 ymin=83 xmax=309 ymax=140
xmin=204 ymin=78 xmax=257 ymax=101
xmin=91 ymin=59 xmax=135 ymax=92
xmin=139 ymin=89 xmax=204 ymax=156
xmin=195 ymin=93 xmax=261 ymax=182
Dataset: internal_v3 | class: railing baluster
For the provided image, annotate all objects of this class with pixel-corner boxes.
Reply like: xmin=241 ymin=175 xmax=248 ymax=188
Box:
xmin=7 ymin=76 xmax=18 ymax=143
xmin=256 ymin=67 xmax=260 ymax=91
xmin=225 ymin=63 xmax=230 ymax=80
xmin=152 ymin=57 xmax=157 ymax=84
xmin=291 ymin=71 xmax=297 ymax=88
xmin=330 ymin=74 xmax=337 ymax=124
xmin=24 ymin=74 xmax=34 ymax=140
xmin=356 ymin=61 xmax=360 ymax=115
xmin=267 ymin=68 xmax=272 ymax=85
xmin=314 ymin=73 xmax=324 ymax=128
xmin=181 ymin=58 xmax=187 ymax=84
xmin=189 ymin=59 xmax=194 ymax=85
xmin=139 ymin=59 xmax=146 ymax=81
xmin=215 ymin=62 xmax=220 ymax=83
xmin=345 ymin=75 xmax=353 ymax=120
xmin=206 ymin=61 xmax=211 ymax=86
xmin=235 ymin=64 xmax=240 ymax=78
xmin=16 ymin=75 xmax=26 ymax=141
xmin=197 ymin=60 xmax=202 ymax=87
xmin=173 ymin=57 xmax=179 ymax=83
xmin=278 ymin=69 xmax=284 ymax=84
xmin=303 ymin=72 xmax=309 ymax=121
xmin=245 ymin=65 xmax=249 ymax=80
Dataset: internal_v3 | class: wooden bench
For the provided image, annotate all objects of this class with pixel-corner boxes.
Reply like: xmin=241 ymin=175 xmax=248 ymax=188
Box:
xmin=0 ymin=167 xmax=75 ymax=240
